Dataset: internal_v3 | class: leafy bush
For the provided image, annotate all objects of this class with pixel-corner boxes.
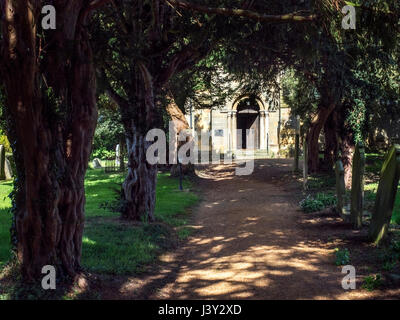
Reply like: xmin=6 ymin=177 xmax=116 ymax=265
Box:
xmin=315 ymin=193 xmax=337 ymax=207
xmin=362 ymin=274 xmax=382 ymax=291
xmin=91 ymin=96 xmax=124 ymax=160
xmin=0 ymin=134 xmax=11 ymax=153
xmin=300 ymin=193 xmax=336 ymax=213
xmin=91 ymin=147 xmax=116 ymax=160
xmin=300 ymin=196 xmax=324 ymax=213
xmin=335 ymin=248 xmax=350 ymax=266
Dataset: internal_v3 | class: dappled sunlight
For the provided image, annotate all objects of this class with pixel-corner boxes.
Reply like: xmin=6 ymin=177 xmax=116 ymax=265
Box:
xmin=104 ymin=159 xmax=400 ymax=300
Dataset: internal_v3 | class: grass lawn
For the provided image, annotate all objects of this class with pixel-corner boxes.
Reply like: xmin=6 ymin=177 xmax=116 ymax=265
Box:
xmin=365 ymin=182 xmax=400 ymax=224
xmin=0 ymin=169 xmax=198 ymax=274
xmin=0 ymin=181 xmax=12 ymax=269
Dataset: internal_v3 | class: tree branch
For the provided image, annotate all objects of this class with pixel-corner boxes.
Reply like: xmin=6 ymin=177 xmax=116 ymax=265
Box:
xmin=164 ymin=0 xmax=317 ymax=23
xmin=98 ymin=68 xmax=129 ymax=109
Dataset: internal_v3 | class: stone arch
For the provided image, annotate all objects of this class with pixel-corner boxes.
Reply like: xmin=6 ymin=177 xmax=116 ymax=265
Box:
xmin=231 ymin=95 xmax=266 ymax=111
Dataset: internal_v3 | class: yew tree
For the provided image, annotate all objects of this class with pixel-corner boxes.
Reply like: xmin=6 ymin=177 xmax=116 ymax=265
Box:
xmin=93 ymin=0 xmax=319 ymax=222
xmin=282 ymin=0 xmax=400 ymax=183
xmin=0 ymin=0 xmax=108 ymax=281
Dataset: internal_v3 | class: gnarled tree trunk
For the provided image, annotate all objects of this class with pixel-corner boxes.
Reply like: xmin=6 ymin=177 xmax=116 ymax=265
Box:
xmin=166 ymin=92 xmax=194 ymax=177
xmin=306 ymin=103 xmax=336 ymax=173
xmin=1 ymin=2 xmax=97 ymax=281
xmin=122 ymin=131 xmax=157 ymax=221
xmin=120 ymin=64 xmax=161 ymax=222
xmin=340 ymin=135 xmax=355 ymax=189
xmin=337 ymin=110 xmax=355 ymax=189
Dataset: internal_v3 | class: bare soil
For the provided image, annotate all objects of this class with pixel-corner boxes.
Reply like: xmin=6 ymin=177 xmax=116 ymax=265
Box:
xmin=92 ymin=159 xmax=400 ymax=300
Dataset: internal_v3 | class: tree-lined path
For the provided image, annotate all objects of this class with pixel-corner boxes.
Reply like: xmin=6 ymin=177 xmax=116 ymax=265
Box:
xmin=99 ymin=160 xmax=400 ymax=299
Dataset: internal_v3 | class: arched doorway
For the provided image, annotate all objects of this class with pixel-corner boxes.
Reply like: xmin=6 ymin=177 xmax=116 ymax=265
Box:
xmin=236 ymin=98 xmax=260 ymax=149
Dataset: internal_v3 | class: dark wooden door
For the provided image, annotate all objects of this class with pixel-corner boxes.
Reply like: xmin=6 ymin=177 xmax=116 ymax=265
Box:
xmin=237 ymin=114 xmax=260 ymax=149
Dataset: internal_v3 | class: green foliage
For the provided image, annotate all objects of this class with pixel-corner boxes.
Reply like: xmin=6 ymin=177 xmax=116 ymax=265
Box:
xmin=91 ymin=147 xmax=115 ymax=160
xmin=335 ymin=248 xmax=351 ymax=266
xmin=0 ymin=134 xmax=11 ymax=153
xmin=92 ymin=95 xmax=124 ymax=160
xmin=365 ymin=153 xmax=385 ymax=174
xmin=315 ymin=193 xmax=337 ymax=207
xmin=0 ymin=181 xmax=12 ymax=268
xmin=282 ymin=0 xmax=400 ymax=149
xmin=307 ymin=174 xmax=336 ymax=190
xmin=300 ymin=195 xmax=324 ymax=213
xmin=364 ymin=180 xmax=400 ymax=225
xmin=300 ymin=193 xmax=337 ymax=213
xmin=362 ymin=274 xmax=383 ymax=291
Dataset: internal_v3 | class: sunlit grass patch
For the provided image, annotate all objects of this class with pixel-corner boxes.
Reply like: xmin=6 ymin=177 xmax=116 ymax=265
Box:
xmin=0 ymin=169 xmax=198 ymax=276
xmin=364 ymin=180 xmax=400 ymax=224
xmin=0 ymin=181 xmax=12 ymax=268
xmin=81 ymin=170 xmax=198 ymax=274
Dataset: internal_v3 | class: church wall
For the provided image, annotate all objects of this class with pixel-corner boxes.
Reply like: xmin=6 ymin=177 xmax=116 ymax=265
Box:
xmin=184 ymin=93 xmax=293 ymax=157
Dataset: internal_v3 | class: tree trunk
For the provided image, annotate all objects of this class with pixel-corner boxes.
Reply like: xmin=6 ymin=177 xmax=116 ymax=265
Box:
xmin=336 ymin=106 xmax=355 ymax=189
xmin=120 ymin=64 xmax=161 ymax=222
xmin=306 ymin=103 xmax=336 ymax=173
xmin=339 ymin=130 xmax=355 ymax=189
xmin=166 ymin=93 xmax=195 ymax=176
xmin=119 ymin=136 xmax=126 ymax=172
xmin=1 ymin=2 xmax=97 ymax=281
xmin=323 ymin=110 xmax=338 ymax=171
xmin=121 ymin=132 xmax=157 ymax=221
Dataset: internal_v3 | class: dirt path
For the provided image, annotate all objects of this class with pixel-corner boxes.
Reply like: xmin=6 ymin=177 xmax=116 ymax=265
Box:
xmin=98 ymin=159 xmax=400 ymax=300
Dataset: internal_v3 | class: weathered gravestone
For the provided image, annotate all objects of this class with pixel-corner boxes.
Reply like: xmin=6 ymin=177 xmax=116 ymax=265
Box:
xmin=303 ymin=139 xmax=308 ymax=190
xmin=115 ymin=144 xmax=120 ymax=167
xmin=350 ymin=142 xmax=365 ymax=229
xmin=0 ymin=145 xmax=5 ymax=180
xmin=92 ymin=158 xmax=102 ymax=169
xmin=369 ymin=145 xmax=400 ymax=245
xmin=5 ymin=158 xmax=13 ymax=180
xmin=335 ymin=159 xmax=350 ymax=221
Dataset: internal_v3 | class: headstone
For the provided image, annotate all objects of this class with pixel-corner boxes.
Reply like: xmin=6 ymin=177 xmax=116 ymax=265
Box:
xmin=369 ymin=145 xmax=400 ymax=244
xmin=303 ymin=139 xmax=308 ymax=190
xmin=335 ymin=159 xmax=348 ymax=220
xmin=5 ymin=158 xmax=12 ymax=180
xmin=0 ymin=145 xmax=5 ymax=180
xmin=350 ymin=142 xmax=365 ymax=229
xmin=92 ymin=158 xmax=102 ymax=169
xmin=294 ymin=116 xmax=300 ymax=172
xmin=115 ymin=144 xmax=120 ymax=167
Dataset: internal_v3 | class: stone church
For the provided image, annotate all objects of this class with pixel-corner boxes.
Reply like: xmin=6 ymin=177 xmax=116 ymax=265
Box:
xmin=184 ymin=90 xmax=292 ymax=159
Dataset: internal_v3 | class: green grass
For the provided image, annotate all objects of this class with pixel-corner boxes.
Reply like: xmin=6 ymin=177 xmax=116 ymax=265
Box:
xmin=365 ymin=153 xmax=385 ymax=174
xmin=364 ymin=182 xmax=400 ymax=224
xmin=0 ymin=169 xmax=198 ymax=275
xmin=0 ymin=181 xmax=12 ymax=268
xmin=306 ymin=174 xmax=336 ymax=191
xmin=365 ymin=153 xmax=400 ymax=224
